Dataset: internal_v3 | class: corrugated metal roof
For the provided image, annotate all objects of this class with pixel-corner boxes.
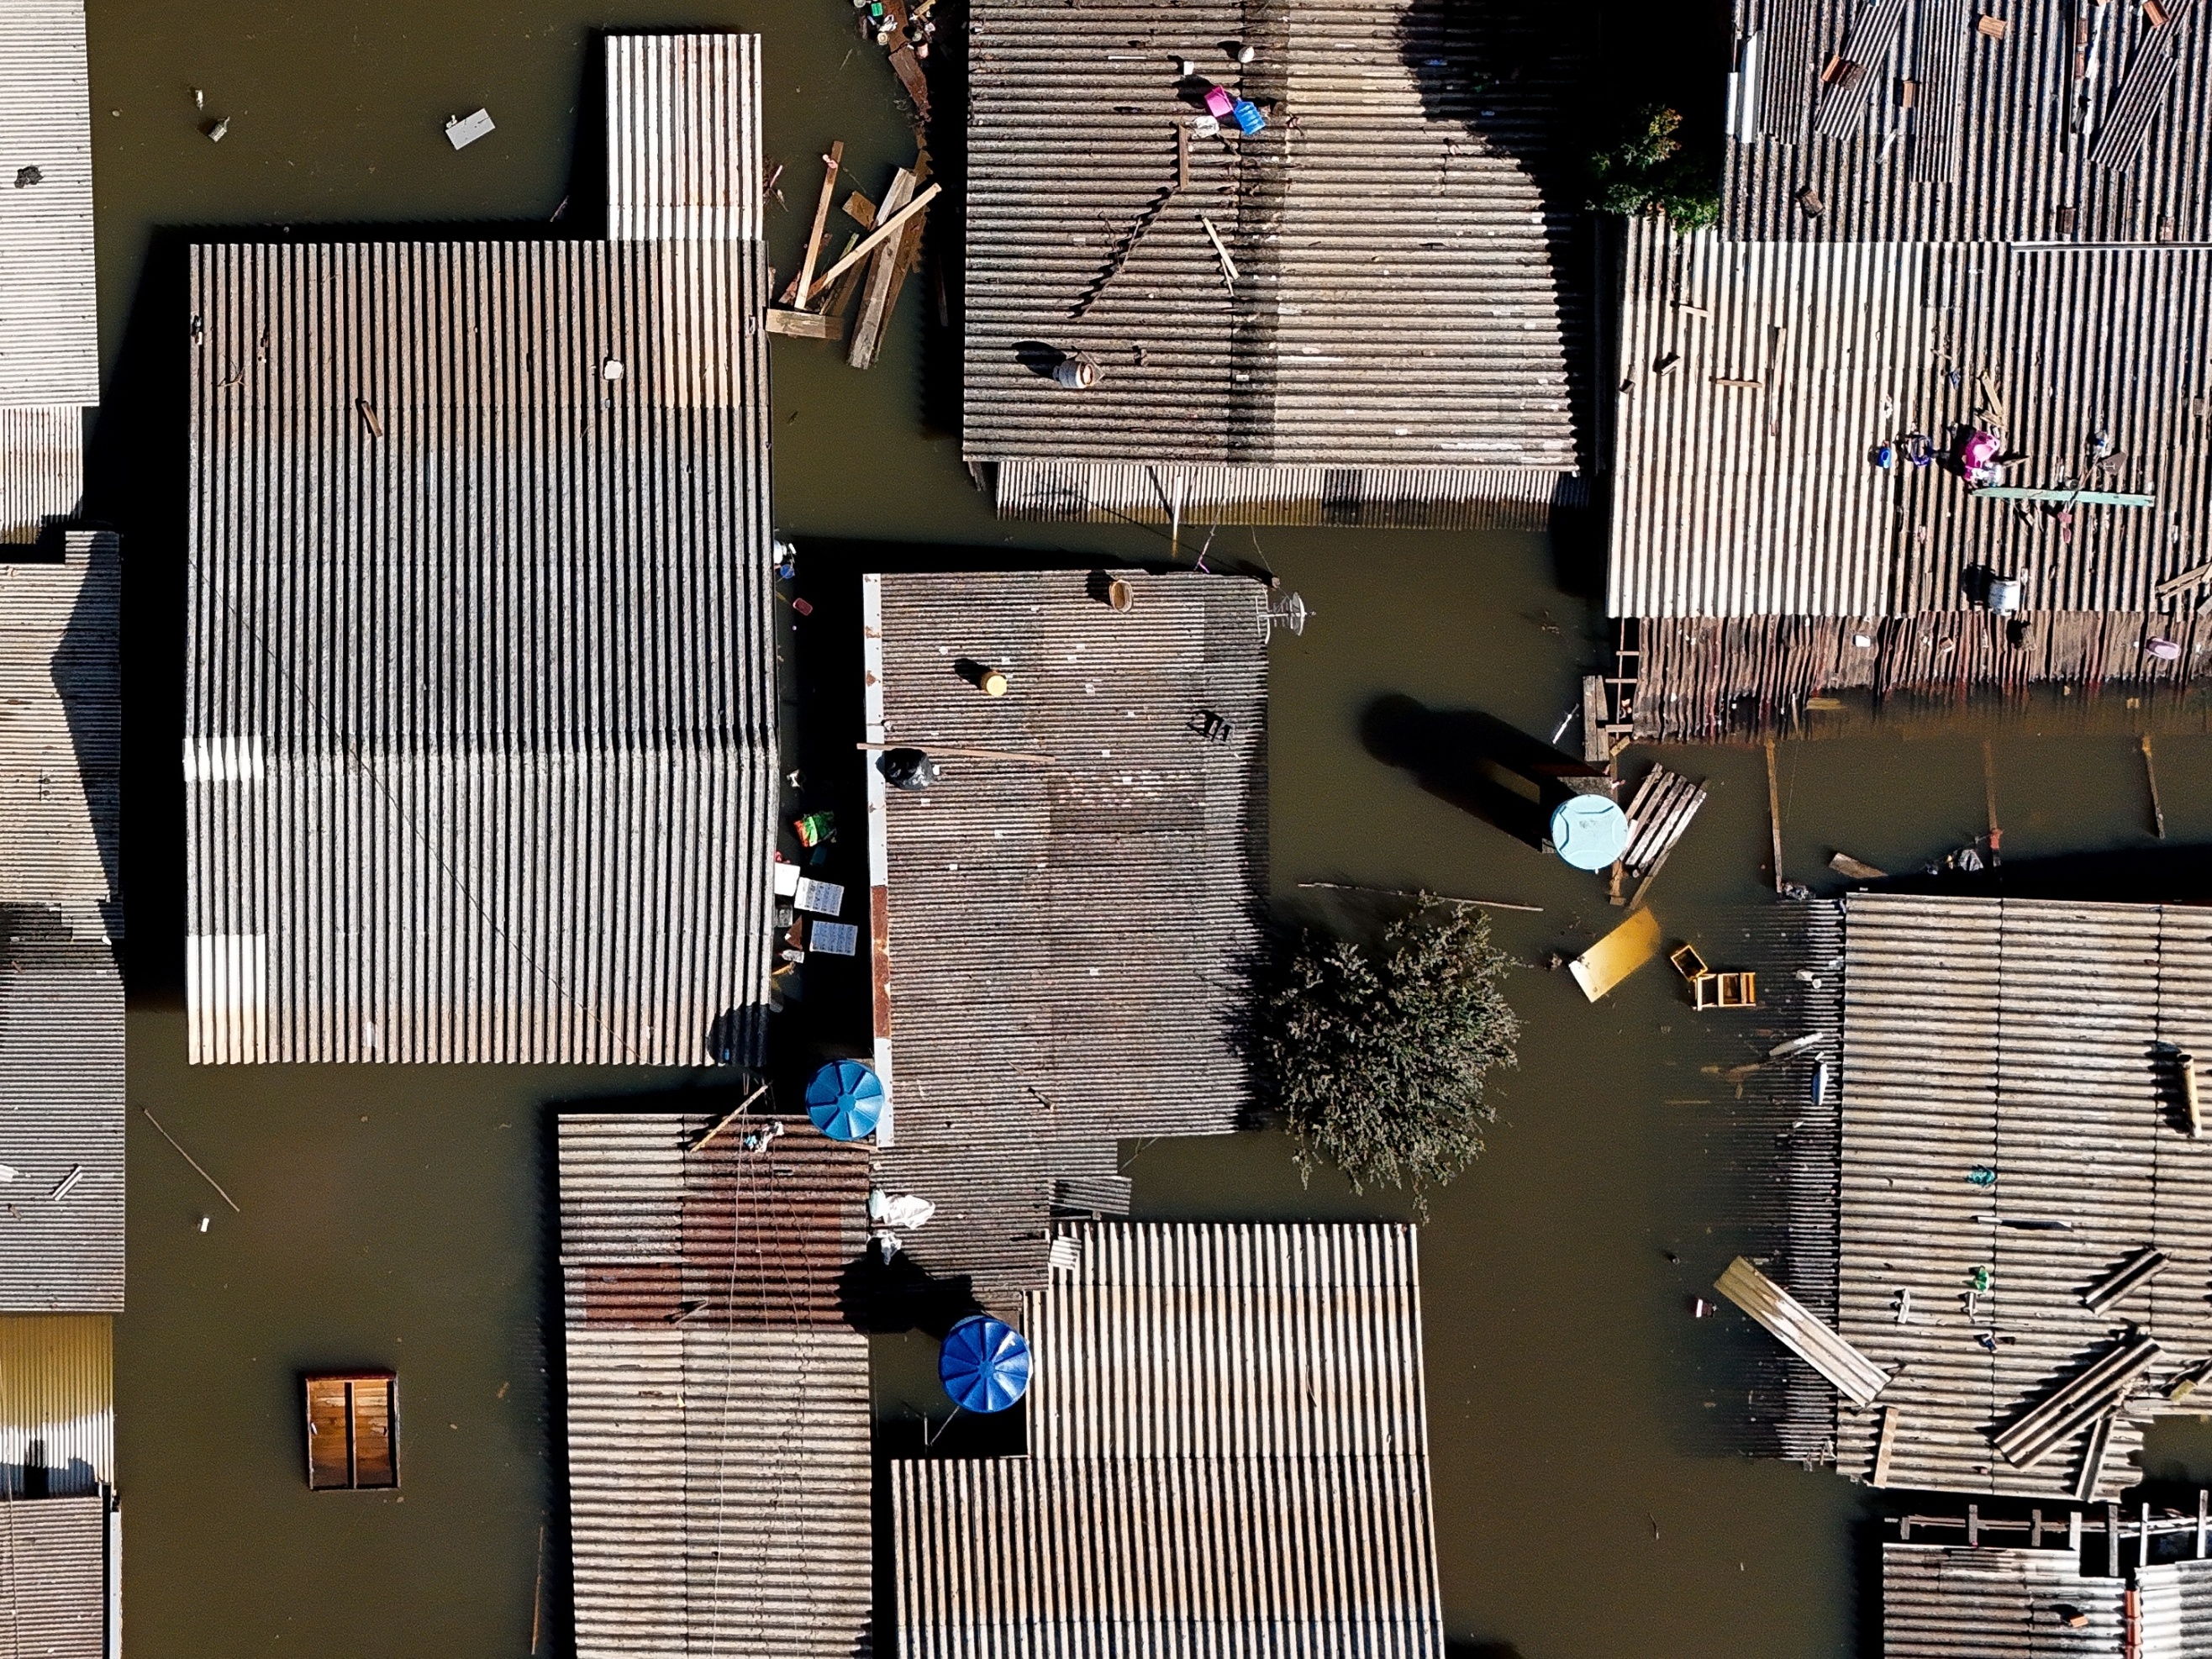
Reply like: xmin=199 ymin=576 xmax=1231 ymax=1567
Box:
xmin=862 ymin=571 xmax=1267 ymax=1304
xmin=0 ymin=530 xmax=116 ymax=904
xmin=891 ymin=1222 xmax=1443 ymax=1659
xmin=0 ymin=914 xmax=119 ymax=1314
xmin=1821 ymin=894 xmax=2212 ymax=1501
xmin=0 ymin=409 xmax=83 ymax=545
xmin=0 ymin=0 xmax=97 ymax=408
xmin=0 ymin=1493 xmax=109 ymax=1659
xmin=1882 ymin=1543 xmax=2125 ymax=1656
xmin=0 ymin=1316 xmax=111 ymax=1489
xmin=1724 ymin=0 xmax=2212 ymax=243
xmin=993 ymin=457 xmax=1590 ymax=529
xmin=2139 ymin=1557 xmax=2212 ymax=1656
xmin=604 ymin=34 xmax=762 ymax=243
xmin=1629 ymin=610 xmax=2212 ymax=742
xmin=556 ymin=1112 xmax=869 ymax=1328
xmin=962 ymin=0 xmax=1589 ymax=523
xmin=184 ymin=34 xmax=777 ymax=1066
xmin=1609 ymin=221 xmax=2212 ymax=619
xmin=557 ymin=1110 xmax=872 ymax=1659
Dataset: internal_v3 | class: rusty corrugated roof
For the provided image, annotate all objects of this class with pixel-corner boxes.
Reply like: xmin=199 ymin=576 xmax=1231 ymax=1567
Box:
xmin=961 ymin=0 xmax=1591 ymax=524
xmin=184 ymin=34 xmax=777 ymax=1066
xmin=862 ymin=571 xmax=1267 ymax=1304
xmin=557 ymin=1111 xmax=872 ymax=1658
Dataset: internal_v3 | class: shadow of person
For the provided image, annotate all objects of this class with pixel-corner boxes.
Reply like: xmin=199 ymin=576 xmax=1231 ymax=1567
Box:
xmin=836 ymin=1244 xmax=984 ymax=1337
xmin=1362 ymin=693 xmax=1602 ymax=851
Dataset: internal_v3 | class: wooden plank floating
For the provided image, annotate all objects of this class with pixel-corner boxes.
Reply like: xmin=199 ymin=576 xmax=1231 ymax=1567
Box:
xmin=802 ymin=182 xmax=940 ymax=306
xmin=1830 ymin=851 xmax=1887 ymax=880
xmin=1992 ymin=1332 xmax=2162 ymax=1471
xmin=1717 ymin=1256 xmax=1891 ymax=1405
xmin=2083 ymin=1245 xmax=2170 ymax=1314
xmin=304 ymin=1372 xmax=399 ymax=1490
xmin=1618 ymin=764 xmax=1708 ymax=908
xmin=848 ymin=165 xmax=920 ymax=370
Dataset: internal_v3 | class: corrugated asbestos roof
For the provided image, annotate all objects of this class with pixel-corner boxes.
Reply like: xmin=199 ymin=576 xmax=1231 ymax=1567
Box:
xmin=0 ymin=0 xmax=97 ymax=547
xmin=0 ymin=914 xmax=120 ymax=1313
xmin=0 ymin=1316 xmax=112 ymax=1489
xmin=2141 ymin=1557 xmax=2212 ymax=1656
xmin=862 ymin=571 xmax=1267 ymax=1305
xmin=1609 ymin=220 xmax=2212 ymax=620
xmin=891 ymin=1222 xmax=1445 ymax=1659
xmin=557 ymin=1112 xmax=872 ymax=1659
xmin=0 ymin=1493 xmax=110 ymax=1659
xmin=1724 ymin=0 xmax=2212 ymax=244
xmin=0 ymin=531 xmax=117 ymax=904
xmin=1882 ymin=1544 xmax=2125 ymax=1656
xmin=0 ymin=520 xmax=120 ymax=1314
xmin=963 ymin=0 xmax=1590 ymax=525
xmin=1822 ymin=894 xmax=2212 ymax=1501
xmin=185 ymin=34 xmax=778 ymax=1065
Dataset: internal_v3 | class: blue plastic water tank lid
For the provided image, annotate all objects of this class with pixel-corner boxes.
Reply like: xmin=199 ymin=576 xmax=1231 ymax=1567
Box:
xmin=1550 ymin=793 xmax=1630 ymax=872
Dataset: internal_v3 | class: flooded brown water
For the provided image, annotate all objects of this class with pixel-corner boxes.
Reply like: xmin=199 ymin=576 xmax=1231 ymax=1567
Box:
xmin=87 ymin=2 xmax=2212 ymax=1655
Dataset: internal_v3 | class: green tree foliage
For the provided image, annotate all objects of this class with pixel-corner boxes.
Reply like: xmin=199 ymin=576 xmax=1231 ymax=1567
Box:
xmin=1253 ymin=904 xmax=1519 ymax=1210
xmin=1587 ymin=104 xmax=1720 ymax=229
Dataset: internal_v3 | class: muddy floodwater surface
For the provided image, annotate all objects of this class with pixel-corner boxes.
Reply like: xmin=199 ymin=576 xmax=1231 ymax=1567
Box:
xmin=82 ymin=2 xmax=2212 ymax=1655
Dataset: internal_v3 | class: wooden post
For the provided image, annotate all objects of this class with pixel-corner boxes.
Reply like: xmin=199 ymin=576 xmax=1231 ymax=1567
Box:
xmin=2144 ymin=1501 xmax=2154 ymax=1568
xmin=794 ymin=140 xmax=845 ymax=313
xmin=1765 ymin=738 xmax=1784 ymax=893
xmin=2070 ymin=1509 xmax=2083 ymax=1554
xmin=2109 ymin=1501 xmax=2122 ymax=1577
xmin=1983 ymin=739 xmax=2002 ymax=855
xmin=2031 ymin=1508 xmax=2043 ymax=1546
xmin=2142 ymin=735 xmax=2167 ymax=840
xmin=1968 ymin=1503 xmax=1980 ymax=1546
xmin=2197 ymin=1488 xmax=2206 ymax=1557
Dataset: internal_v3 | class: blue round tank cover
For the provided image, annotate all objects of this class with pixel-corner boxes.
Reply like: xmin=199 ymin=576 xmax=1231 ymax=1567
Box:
xmin=803 ymin=1059 xmax=885 ymax=1141
xmin=938 ymin=1314 xmax=1032 ymax=1414
xmin=1550 ymin=794 xmax=1630 ymax=872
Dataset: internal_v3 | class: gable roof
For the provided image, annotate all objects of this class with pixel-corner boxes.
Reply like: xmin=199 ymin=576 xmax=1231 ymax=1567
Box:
xmin=962 ymin=0 xmax=1590 ymax=526
xmin=892 ymin=1222 xmax=1445 ymax=1659
xmin=862 ymin=571 xmax=1267 ymax=1304
xmin=184 ymin=34 xmax=777 ymax=1065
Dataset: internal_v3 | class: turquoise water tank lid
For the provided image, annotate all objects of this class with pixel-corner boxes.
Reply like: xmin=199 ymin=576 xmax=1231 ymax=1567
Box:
xmin=1550 ymin=794 xmax=1630 ymax=872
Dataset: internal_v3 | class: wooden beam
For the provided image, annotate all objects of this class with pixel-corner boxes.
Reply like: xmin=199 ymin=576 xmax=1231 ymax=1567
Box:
xmin=793 ymin=140 xmax=844 ymax=314
xmin=1973 ymin=486 xmax=2154 ymax=506
xmin=2143 ymin=735 xmax=2167 ymax=840
xmin=1198 ymin=213 xmax=1238 ymax=287
xmin=848 ymin=167 xmax=919 ymax=370
xmin=1765 ymin=738 xmax=1784 ymax=893
xmin=803 ymin=182 xmax=940 ymax=304
xmin=2153 ymin=559 xmax=2212 ymax=599
xmin=1871 ymin=1405 xmax=1901 ymax=1487
xmin=843 ymin=190 xmax=878 ymax=229
xmin=764 ymin=308 xmax=846 ymax=340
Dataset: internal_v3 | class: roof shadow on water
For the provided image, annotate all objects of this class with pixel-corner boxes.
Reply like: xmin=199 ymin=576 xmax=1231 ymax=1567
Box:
xmin=1874 ymin=844 xmax=2212 ymax=906
xmin=1361 ymin=693 xmax=1598 ymax=851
